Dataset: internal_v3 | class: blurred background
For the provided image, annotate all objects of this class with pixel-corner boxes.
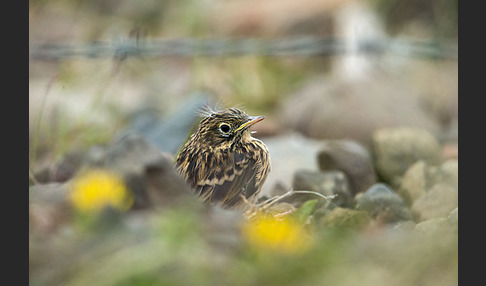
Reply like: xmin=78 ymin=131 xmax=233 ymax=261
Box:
xmin=29 ymin=0 xmax=458 ymax=285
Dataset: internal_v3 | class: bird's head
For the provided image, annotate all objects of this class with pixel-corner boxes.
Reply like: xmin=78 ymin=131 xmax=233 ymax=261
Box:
xmin=194 ymin=108 xmax=265 ymax=147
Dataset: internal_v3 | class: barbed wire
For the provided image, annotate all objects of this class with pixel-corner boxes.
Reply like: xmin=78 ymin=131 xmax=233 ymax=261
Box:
xmin=29 ymin=36 xmax=458 ymax=61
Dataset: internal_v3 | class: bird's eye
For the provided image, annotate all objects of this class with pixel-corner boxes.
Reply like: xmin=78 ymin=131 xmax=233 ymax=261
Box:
xmin=219 ymin=123 xmax=231 ymax=134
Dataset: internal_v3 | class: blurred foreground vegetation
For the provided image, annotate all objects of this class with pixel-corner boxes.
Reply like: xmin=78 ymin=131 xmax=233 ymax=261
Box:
xmin=30 ymin=177 xmax=457 ymax=286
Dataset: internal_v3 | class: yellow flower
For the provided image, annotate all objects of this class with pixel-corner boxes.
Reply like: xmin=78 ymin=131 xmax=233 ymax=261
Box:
xmin=69 ymin=169 xmax=133 ymax=213
xmin=242 ymin=213 xmax=312 ymax=254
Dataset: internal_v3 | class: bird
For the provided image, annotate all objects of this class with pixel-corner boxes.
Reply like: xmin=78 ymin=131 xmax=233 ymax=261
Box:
xmin=175 ymin=107 xmax=270 ymax=208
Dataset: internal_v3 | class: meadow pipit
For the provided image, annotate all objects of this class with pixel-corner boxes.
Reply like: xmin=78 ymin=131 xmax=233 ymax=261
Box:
xmin=175 ymin=107 xmax=270 ymax=208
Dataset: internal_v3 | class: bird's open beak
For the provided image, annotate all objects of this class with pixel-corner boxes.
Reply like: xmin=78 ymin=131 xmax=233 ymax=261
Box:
xmin=235 ymin=115 xmax=265 ymax=132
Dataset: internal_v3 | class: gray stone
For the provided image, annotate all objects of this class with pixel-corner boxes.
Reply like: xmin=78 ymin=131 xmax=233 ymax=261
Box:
xmin=143 ymin=156 xmax=198 ymax=208
xmin=355 ymin=183 xmax=413 ymax=223
xmin=89 ymin=133 xmax=172 ymax=174
xmin=317 ymin=140 xmax=376 ymax=195
xmin=413 ymin=218 xmax=448 ymax=234
xmin=267 ymin=181 xmax=291 ymax=199
xmin=122 ymin=95 xmax=209 ymax=154
xmin=279 ymin=77 xmax=440 ymax=144
xmin=33 ymin=150 xmax=86 ymax=184
xmin=292 ymin=169 xmax=353 ymax=208
xmin=371 ymin=127 xmax=443 ymax=187
xmin=85 ymin=134 xmax=195 ymax=209
xmin=411 ymin=183 xmax=458 ymax=222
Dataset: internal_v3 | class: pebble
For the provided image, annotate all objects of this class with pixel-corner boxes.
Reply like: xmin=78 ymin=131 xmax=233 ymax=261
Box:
xmin=371 ymin=127 xmax=443 ymax=188
xmin=355 ymin=183 xmax=412 ymax=223
xmin=411 ymin=183 xmax=458 ymax=222
xmin=292 ymin=169 xmax=353 ymax=208
xmin=317 ymin=140 xmax=376 ymax=195
xmin=398 ymin=160 xmax=429 ymax=205
xmin=413 ymin=218 xmax=448 ymax=234
xmin=399 ymin=159 xmax=458 ymax=206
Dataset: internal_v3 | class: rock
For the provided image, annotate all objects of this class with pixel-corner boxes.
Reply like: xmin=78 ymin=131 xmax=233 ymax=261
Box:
xmin=317 ymin=140 xmax=376 ymax=195
xmin=398 ymin=160 xmax=429 ymax=205
xmin=411 ymin=183 xmax=458 ymax=222
xmin=33 ymin=150 xmax=86 ymax=184
xmin=291 ymin=169 xmax=353 ymax=208
xmin=355 ymin=183 xmax=412 ymax=223
xmin=122 ymin=95 xmax=209 ymax=154
xmin=279 ymin=77 xmax=441 ymax=144
xmin=29 ymin=182 xmax=71 ymax=205
xmin=436 ymin=160 xmax=458 ymax=190
xmin=29 ymin=183 xmax=72 ymax=235
xmin=413 ymin=218 xmax=448 ymax=234
xmin=320 ymin=207 xmax=371 ymax=229
xmin=32 ymin=135 xmax=197 ymax=217
xmin=448 ymin=207 xmax=458 ymax=225
xmin=371 ymin=127 xmax=442 ymax=187
xmin=123 ymin=173 xmax=151 ymax=209
xmin=447 ymin=207 xmax=458 ymax=234
xmin=267 ymin=181 xmax=292 ymax=199
xmin=442 ymin=143 xmax=458 ymax=160
xmin=259 ymin=133 xmax=323 ymax=198
xmin=85 ymin=134 xmax=195 ymax=209
xmin=204 ymin=205 xmax=244 ymax=251
xmin=392 ymin=220 xmax=416 ymax=233
xmin=87 ymin=134 xmax=167 ymax=173
xmin=399 ymin=159 xmax=458 ymax=206
xmin=251 ymin=116 xmax=281 ymax=137
xmin=144 ymin=158 xmax=198 ymax=207
xmin=313 ymin=205 xmax=333 ymax=221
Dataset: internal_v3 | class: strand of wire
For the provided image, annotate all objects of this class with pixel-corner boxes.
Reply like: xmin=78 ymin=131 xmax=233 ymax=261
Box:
xmin=29 ymin=36 xmax=458 ymax=61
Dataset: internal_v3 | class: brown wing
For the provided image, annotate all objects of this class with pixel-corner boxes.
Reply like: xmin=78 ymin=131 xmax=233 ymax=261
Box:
xmin=196 ymin=152 xmax=262 ymax=207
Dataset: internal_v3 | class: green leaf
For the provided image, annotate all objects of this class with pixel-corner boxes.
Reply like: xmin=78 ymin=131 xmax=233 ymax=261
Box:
xmin=291 ymin=199 xmax=318 ymax=224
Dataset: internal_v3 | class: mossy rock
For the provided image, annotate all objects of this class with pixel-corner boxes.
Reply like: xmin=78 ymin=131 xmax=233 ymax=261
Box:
xmin=320 ymin=207 xmax=371 ymax=229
